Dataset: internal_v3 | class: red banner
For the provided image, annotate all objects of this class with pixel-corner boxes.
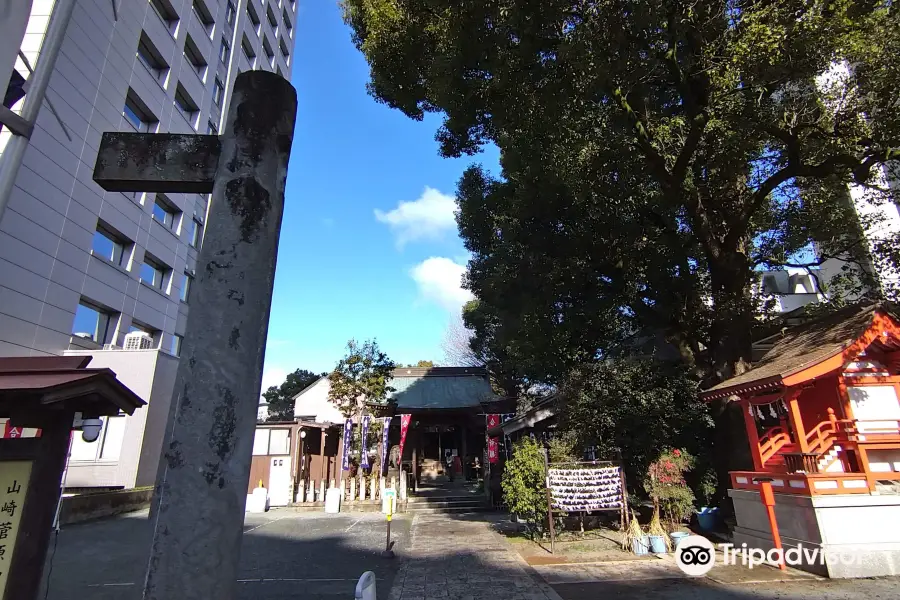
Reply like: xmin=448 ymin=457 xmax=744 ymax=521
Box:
xmin=398 ymin=414 xmax=411 ymax=466
xmin=486 ymin=414 xmax=500 ymax=429
xmin=488 ymin=437 xmax=499 ymax=463
xmin=2 ymin=423 xmax=23 ymax=439
xmin=486 ymin=414 xmax=500 ymax=463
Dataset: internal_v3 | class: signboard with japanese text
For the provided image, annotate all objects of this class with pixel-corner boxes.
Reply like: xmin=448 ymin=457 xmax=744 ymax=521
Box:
xmin=0 ymin=461 xmax=31 ymax=599
xmin=486 ymin=414 xmax=500 ymax=464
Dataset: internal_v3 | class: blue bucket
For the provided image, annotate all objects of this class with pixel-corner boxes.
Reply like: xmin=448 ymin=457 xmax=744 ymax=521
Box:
xmin=632 ymin=535 xmax=650 ymax=555
xmin=696 ymin=507 xmax=719 ymax=531
xmin=669 ymin=531 xmax=690 ymax=549
xmin=648 ymin=535 xmax=667 ymax=554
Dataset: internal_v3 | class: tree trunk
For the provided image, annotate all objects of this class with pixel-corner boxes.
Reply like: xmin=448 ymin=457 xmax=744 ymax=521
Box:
xmin=708 ymin=251 xmax=756 ymax=506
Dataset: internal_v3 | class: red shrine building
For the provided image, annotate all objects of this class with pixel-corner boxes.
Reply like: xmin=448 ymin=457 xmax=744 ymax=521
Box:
xmin=703 ymin=304 xmax=900 ymax=577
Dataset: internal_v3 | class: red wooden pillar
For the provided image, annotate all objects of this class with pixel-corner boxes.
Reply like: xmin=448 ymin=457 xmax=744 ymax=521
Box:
xmin=740 ymin=396 xmax=764 ymax=470
xmin=786 ymin=391 xmax=808 ymax=452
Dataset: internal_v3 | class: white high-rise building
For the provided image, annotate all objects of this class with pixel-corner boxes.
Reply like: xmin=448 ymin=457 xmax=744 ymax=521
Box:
xmin=0 ymin=0 xmax=297 ymax=489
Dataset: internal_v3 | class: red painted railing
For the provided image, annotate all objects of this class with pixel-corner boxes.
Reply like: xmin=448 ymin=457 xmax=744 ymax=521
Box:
xmin=758 ymin=426 xmax=792 ymax=465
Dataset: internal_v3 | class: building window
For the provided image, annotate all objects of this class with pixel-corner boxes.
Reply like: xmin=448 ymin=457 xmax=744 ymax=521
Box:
xmin=170 ymin=334 xmax=184 ymax=357
xmin=190 ymin=217 xmax=204 ymax=248
xmin=241 ymin=35 xmax=256 ymax=63
xmin=123 ymin=91 xmax=157 ymax=133
xmin=282 ymin=8 xmax=292 ymax=35
xmin=140 ymin=255 xmax=169 ymax=291
xmin=206 ymin=120 xmax=217 ymax=135
xmin=266 ymin=4 xmax=278 ymax=32
xmin=129 ymin=321 xmax=161 ymax=348
xmin=184 ymin=35 xmax=208 ymax=80
xmin=219 ymin=37 xmax=231 ymax=64
xmin=247 ymin=2 xmax=261 ymax=33
xmin=174 ymin=84 xmax=200 ymax=128
xmin=213 ymin=77 xmax=225 ymax=106
xmin=99 ymin=416 xmax=127 ymax=460
xmin=149 ymin=0 xmax=179 ymax=33
xmin=225 ymin=0 xmax=236 ymax=27
xmin=136 ymin=33 xmax=168 ymax=82
xmin=279 ymin=36 xmax=289 ymax=60
xmin=152 ymin=194 xmax=181 ymax=230
xmin=180 ymin=272 xmax=193 ymax=302
xmin=263 ymin=37 xmax=274 ymax=65
xmin=192 ymin=0 xmax=214 ymax=36
xmin=72 ymin=300 xmax=114 ymax=344
xmin=91 ymin=221 xmax=130 ymax=267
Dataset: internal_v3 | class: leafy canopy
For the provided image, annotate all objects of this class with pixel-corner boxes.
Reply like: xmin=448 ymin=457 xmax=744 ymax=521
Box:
xmin=558 ymin=358 xmax=716 ymax=503
xmin=343 ymin=0 xmax=900 ymax=383
xmin=263 ymin=369 xmax=324 ymax=422
xmin=328 ymin=339 xmax=396 ymax=417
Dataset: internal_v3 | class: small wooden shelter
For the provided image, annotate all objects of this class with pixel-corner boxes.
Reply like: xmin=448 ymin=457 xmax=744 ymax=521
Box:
xmin=702 ymin=304 xmax=900 ymax=578
xmin=0 ymin=356 xmax=145 ymax=599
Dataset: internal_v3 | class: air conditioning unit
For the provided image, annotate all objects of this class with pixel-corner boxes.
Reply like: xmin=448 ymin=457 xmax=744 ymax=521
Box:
xmin=102 ymin=344 xmax=121 ymax=351
xmin=123 ymin=332 xmax=153 ymax=350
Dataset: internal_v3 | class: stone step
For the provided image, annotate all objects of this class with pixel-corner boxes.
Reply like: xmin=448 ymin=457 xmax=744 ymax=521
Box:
xmin=407 ymin=495 xmax=484 ymax=504
xmin=406 ymin=505 xmax=493 ymax=514
xmin=406 ymin=500 xmax=487 ymax=510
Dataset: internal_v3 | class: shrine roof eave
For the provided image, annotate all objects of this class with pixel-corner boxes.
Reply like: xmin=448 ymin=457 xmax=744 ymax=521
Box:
xmin=700 ymin=351 xmax=845 ymax=401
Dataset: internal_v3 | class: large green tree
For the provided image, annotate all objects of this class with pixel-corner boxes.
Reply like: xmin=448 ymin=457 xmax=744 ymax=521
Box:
xmin=343 ymin=0 xmax=900 ymax=386
xmin=328 ymin=339 xmax=397 ymax=417
xmin=263 ymin=369 xmax=324 ymax=422
xmin=558 ymin=358 xmax=716 ymax=503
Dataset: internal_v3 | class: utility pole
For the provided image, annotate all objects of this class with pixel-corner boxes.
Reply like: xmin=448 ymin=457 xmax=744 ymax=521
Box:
xmin=91 ymin=71 xmax=297 ymax=600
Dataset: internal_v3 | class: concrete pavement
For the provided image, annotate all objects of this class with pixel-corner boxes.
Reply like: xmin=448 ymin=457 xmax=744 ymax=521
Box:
xmin=41 ymin=509 xmax=412 ymax=599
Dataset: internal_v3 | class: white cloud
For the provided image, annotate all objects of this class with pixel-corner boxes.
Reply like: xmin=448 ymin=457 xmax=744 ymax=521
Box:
xmin=410 ymin=257 xmax=474 ymax=312
xmin=375 ymin=187 xmax=457 ymax=247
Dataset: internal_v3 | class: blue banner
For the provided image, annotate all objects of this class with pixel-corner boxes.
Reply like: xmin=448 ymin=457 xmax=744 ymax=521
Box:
xmin=380 ymin=417 xmax=392 ymax=472
xmin=360 ymin=415 xmax=371 ymax=468
xmin=341 ymin=418 xmax=352 ymax=471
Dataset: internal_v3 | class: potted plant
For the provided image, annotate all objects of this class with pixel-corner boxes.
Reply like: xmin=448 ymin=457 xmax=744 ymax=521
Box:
xmin=645 ymin=448 xmax=695 ymax=552
xmin=621 ymin=510 xmax=649 ymax=555
xmin=646 ymin=509 xmax=670 ymax=554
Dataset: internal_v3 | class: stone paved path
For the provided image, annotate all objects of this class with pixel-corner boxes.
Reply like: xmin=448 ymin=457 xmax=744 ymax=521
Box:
xmin=388 ymin=513 xmax=561 ymax=600
xmin=531 ymin=558 xmax=687 ymax=585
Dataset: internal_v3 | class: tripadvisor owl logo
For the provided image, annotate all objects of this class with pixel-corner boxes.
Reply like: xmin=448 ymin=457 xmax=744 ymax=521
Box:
xmin=675 ymin=536 xmax=716 ymax=576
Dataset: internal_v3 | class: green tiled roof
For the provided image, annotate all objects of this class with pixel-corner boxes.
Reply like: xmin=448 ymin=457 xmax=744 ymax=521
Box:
xmin=388 ymin=367 xmax=498 ymax=410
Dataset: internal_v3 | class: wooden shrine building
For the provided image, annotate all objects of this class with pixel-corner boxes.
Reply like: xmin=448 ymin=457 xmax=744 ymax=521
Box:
xmin=702 ymin=303 xmax=900 ymax=578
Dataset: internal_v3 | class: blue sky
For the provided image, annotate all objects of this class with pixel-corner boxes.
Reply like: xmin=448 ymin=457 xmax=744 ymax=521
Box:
xmin=260 ymin=1 xmax=499 ymax=391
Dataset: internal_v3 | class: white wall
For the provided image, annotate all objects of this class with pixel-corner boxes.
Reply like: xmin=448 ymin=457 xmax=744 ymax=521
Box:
xmin=730 ymin=489 xmax=900 ymax=578
xmin=293 ymin=378 xmax=343 ymax=424
xmin=63 ymin=348 xmax=175 ymax=488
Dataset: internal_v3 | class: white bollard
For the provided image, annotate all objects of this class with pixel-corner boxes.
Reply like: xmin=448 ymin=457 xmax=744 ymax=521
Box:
xmin=360 ymin=478 xmax=366 ymax=501
xmin=380 ymin=477 xmax=386 ymax=499
xmin=370 ymin=477 xmax=376 ymax=500
xmin=306 ymin=482 xmax=314 ymax=503
xmin=399 ymin=473 xmax=407 ymax=501
xmin=354 ymin=571 xmax=376 ymax=600
xmin=319 ymin=479 xmax=326 ymax=502
xmin=350 ymin=478 xmax=356 ymax=502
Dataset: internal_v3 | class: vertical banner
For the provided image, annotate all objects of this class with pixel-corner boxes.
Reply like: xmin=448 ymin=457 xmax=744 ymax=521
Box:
xmin=486 ymin=414 xmax=500 ymax=463
xmin=380 ymin=417 xmax=392 ymax=472
xmin=341 ymin=418 xmax=352 ymax=471
xmin=398 ymin=414 xmax=411 ymax=464
xmin=360 ymin=415 xmax=371 ymax=469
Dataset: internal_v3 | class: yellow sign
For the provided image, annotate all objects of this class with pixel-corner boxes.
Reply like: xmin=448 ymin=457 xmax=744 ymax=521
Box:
xmin=0 ymin=461 xmax=31 ymax=599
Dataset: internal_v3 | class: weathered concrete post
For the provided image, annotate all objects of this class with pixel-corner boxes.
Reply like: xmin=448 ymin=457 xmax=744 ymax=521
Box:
xmin=125 ymin=72 xmax=295 ymax=600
